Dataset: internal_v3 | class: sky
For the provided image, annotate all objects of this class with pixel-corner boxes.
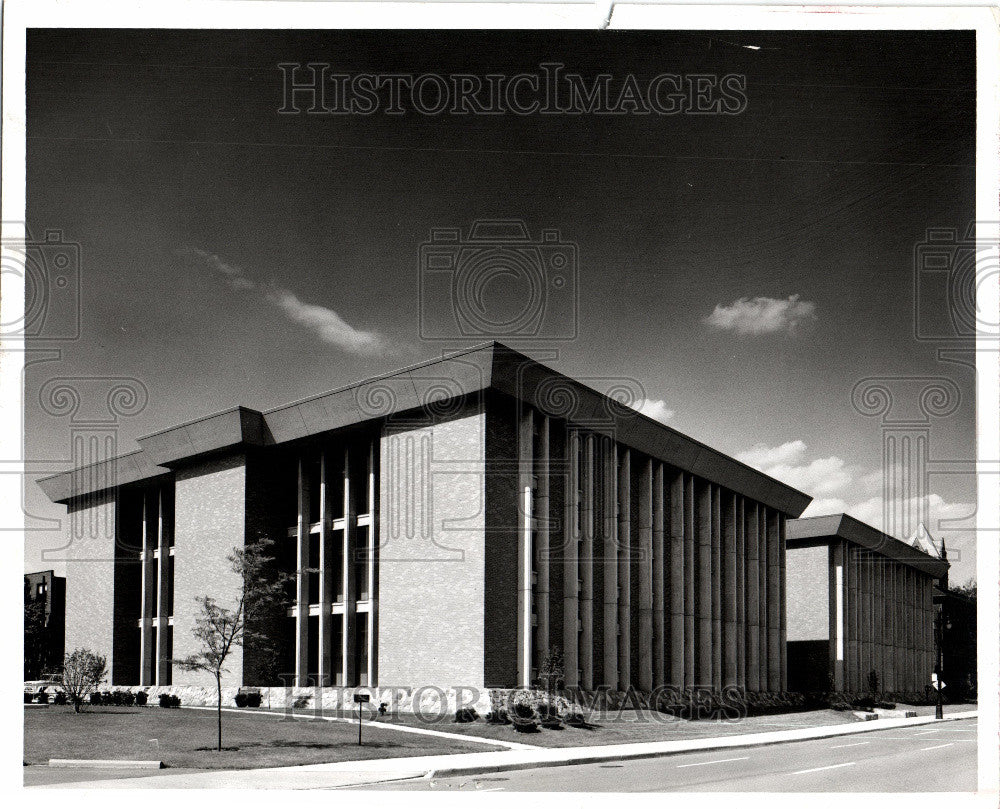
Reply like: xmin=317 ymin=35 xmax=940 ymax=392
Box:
xmin=24 ymin=29 xmax=977 ymax=583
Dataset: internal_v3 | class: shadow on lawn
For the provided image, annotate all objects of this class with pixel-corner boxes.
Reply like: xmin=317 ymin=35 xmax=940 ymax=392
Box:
xmin=194 ymin=740 xmax=405 ymax=752
xmin=567 ymin=722 xmax=601 ymax=731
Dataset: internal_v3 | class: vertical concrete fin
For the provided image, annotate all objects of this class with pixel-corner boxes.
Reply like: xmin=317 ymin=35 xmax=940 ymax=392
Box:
xmin=295 ymin=456 xmax=310 ymax=687
xmin=517 ymin=407 xmax=534 ymax=687
xmin=155 ymin=487 xmax=170 ymax=686
xmin=745 ymin=503 xmax=760 ymax=693
xmin=562 ymin=427 xmax=580 ymax=687
xmin=651 ymin=462 xmax=665 ymax=689
xmin=710 ymin=484 xmax=722 ymax=690
xmin=343 ymin=446 xmax=357 ymax=688
xmin=668 ymin=469 xmax=685 ymax=689
xmin=638 ymin=456 xmax=653 ymax=692
xmin=579 ymin=433 xmax=595 ymax=691
xmin=766 ymin=507 xmax=781 ymax=692
xmin=616 ymin=447 xmax=631 ymax=690
xmin=536 ymin=415 xmax=551 ymax=669
xmin=682 ymin=473 xmax=696 ymax=689
xmin=722 ymin=491 xmax=738 ymax=689
xmin=602 ymin=439 xmax=619 ymax=690
xmin=696 ymin=480 xmax=712 ymax=688
xmin=735 ymin=495 xmax=746 ymax=691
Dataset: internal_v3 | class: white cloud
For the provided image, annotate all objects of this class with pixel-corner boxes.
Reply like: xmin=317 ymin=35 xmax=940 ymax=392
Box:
xmin=737 ymin=439 xmax=808 ymax=469
xmin=704 ymin=293 xmax=816 ymax=336
xmin=740 ymin=438 xmax=977 ymax=581
xmin=193 ymin=249 xmax=243 ymax=280
xmin=801 ymin=497 xmax=849 ymax=517
xmin=737 ymin=440 xmax=851 ymax=496
xmin=187 ymin=248 xmax=388 ymax=356
xmin=266 ymin=289 xmax=383 ymax=354
xmin=846 ymin=493 xmax=975 ymax=539
xmin=635 ymin=398 xmax=674 ymax=423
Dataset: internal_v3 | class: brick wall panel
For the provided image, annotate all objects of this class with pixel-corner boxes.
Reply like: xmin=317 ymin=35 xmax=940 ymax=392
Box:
xmin=378 ymin=402 xmax=487 ymax=689
xmin=171 ymin=454 xmax=247 ymax=688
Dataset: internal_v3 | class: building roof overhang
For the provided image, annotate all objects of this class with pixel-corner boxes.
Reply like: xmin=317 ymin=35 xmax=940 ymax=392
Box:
xmin=787 ymin=513 xmax=949 ymax=578
xmin=38 ymin=342 xmax=811 ymax=515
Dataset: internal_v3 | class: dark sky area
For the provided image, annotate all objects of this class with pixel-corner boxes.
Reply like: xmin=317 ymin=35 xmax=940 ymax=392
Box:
xmin=24 ymin=29 xmax=977 ymax=580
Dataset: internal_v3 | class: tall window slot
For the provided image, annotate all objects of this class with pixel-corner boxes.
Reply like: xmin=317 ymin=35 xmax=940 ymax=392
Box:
xmin=284 ymin=434 xmax=377 ymax=687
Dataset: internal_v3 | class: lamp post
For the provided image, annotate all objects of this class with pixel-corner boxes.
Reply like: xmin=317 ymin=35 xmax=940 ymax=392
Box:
xmin=933 ymin=605 xmax=951 ymax=720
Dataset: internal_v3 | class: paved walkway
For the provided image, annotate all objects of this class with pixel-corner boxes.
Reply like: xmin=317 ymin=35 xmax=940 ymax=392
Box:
xmin=30 ymin=710 xmax=977 ymax=789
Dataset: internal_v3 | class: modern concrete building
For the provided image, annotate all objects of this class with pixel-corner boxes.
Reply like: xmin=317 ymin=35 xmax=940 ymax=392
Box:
xmin=24 ymin=570 xmax=66 ymax=679
xmin=785 ymin=514 xmax=948 ymax=695
xmin=38 ymin=343 xmax=811 ymax=695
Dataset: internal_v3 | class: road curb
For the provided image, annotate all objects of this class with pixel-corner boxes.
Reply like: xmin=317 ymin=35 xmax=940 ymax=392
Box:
xmin=48 ymin=759 xmax=164 ymax=770
xmin=423 ymin=711 xmax=978 ymax=780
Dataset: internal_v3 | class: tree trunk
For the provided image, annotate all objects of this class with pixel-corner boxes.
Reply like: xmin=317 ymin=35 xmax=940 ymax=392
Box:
xmin=216 ymin=672 xmax=222 ymax=751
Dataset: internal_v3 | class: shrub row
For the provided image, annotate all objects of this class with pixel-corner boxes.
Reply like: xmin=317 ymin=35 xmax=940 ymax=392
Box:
xmin=488 ymin=686 xmax=944 ymax=721
xmin=234 ymin=691 xmax=263 ymax=708
xmin=482 ymin=691 xmax=571 ymax=732
xmin=478 ymin=687 xmax=824 ymax=728
xmin=805 ymin=690 xmax=941 ymax=710
xmin=828 ymin=695 xmax=897 ymax=712
xmin=85 ymin=690 xmax=169 ymax=707
xmin=454 ymin=707 xmax=478 ymax=723
xmin=648 ymin=689 xmax=809 ymax=719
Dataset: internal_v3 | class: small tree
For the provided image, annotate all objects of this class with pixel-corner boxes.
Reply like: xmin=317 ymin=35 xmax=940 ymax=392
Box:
xmin=178 ymin=538 xmax=289 ymax=751
xmin=538 ymin=646 xmax=565 ymax=695
xmin=951 ymin=579 xmax=977 ymax=600
xmin=867 ymin=669 xmax=880 ymax=698
xmin=61 ymin=648 xmax=107 ymax=712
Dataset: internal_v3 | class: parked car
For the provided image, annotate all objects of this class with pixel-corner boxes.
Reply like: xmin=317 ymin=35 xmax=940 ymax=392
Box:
xmin=24 ymin=677 xmax=65 ymax=703
xmin=25 ymin=674 xmax=62 ymax=693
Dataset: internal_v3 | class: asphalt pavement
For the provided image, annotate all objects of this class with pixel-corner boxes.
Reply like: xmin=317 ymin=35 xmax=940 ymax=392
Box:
xmin=357 ymin=717 xmax=978 ymax=792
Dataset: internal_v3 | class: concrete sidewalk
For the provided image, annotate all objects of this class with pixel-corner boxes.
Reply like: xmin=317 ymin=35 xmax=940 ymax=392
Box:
xmin=32 ymin=710 xmax=978 ymax=789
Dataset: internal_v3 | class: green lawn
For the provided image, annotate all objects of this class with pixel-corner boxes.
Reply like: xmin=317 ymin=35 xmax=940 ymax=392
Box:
xmin=27 ymin=701 xmax=972 ymax=771
xmin=360 ymin=707 xmax=863 ymax=748
xmin=24 ymin=705 xmax=502 ymax=770
xmin=329 ymin=701 xmax=968 ymax=749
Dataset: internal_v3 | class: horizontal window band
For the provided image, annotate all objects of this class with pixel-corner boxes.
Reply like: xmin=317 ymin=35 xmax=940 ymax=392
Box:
xmin=135 ymin=616 xmax=174 ymax=628
xmin=286 ymin=600 xmax=373 ymax=618
xmin=285 ymin=513 xmax=373 ymax=537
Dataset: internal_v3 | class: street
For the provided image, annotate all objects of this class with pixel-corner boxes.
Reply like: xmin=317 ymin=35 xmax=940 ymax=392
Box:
xmin=358 ymin=718 xmax=977 ymax=792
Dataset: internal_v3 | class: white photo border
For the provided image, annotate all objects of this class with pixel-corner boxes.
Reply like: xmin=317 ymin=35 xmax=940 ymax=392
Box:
xmin=3 ymin=3 xmax=996 ymax=805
